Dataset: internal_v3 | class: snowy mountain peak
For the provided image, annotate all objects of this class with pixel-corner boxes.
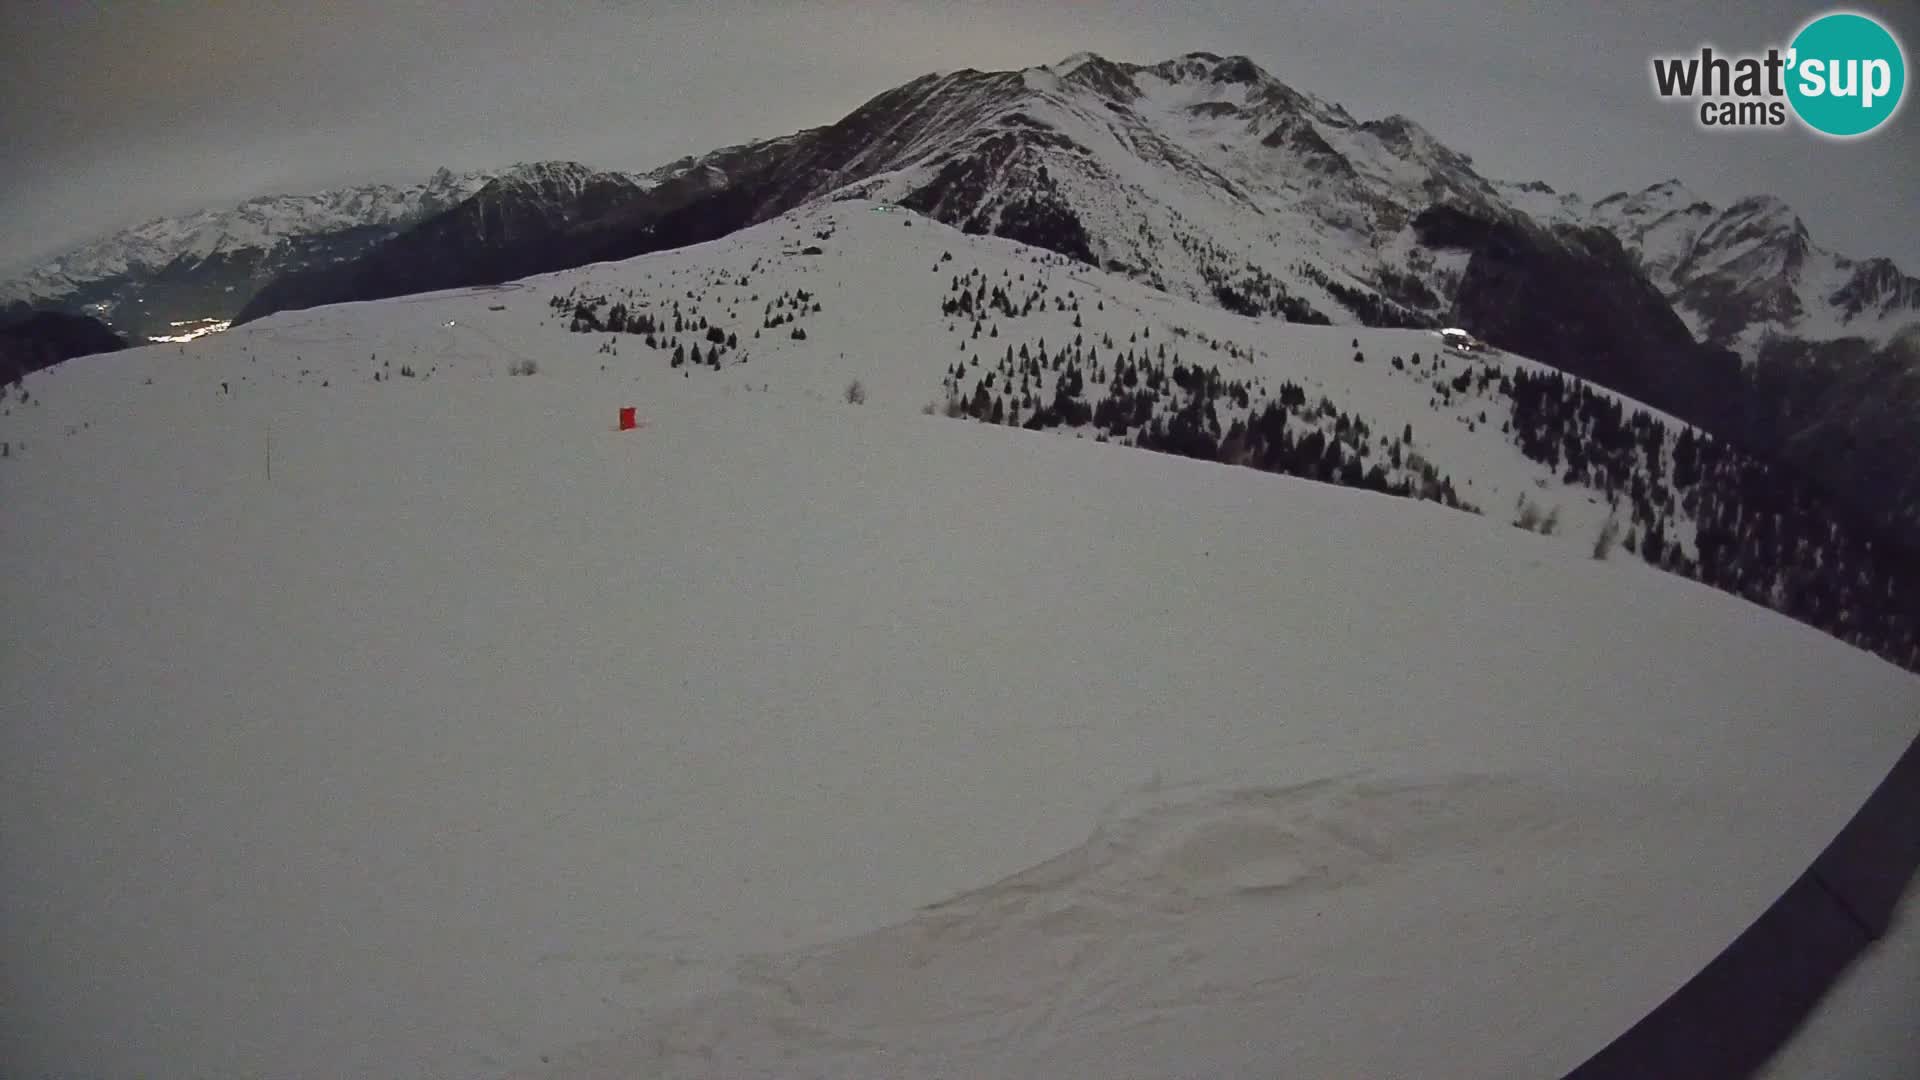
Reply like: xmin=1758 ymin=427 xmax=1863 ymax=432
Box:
xmin=1830 ymin=257 xmax=1920 ymax=321
xmin=1593 ymin=179 xmax=1708 ymax=218
xmin=1656 ymin=194 xmax=1813 ymax=342
xmin=1543 ymin=176 xmax=1918 ymax=350
xmin=1358 ymin=114 xmax=1472 ymax=170
xmin=1133 ymin=52 xmax=1302 ymax=103
xmin=1215 ymin=54 xmax=1276 ymax=86
xmin=1144 ymin=51 xmax=1244 ymax=83
xmin=1568 ymin=178 xmax=1916 ymax=353
xmin=1050 ymin=51 xmax=1103 ymax=75
xmin=1052 ymin=52 xmax=1145 ymax=101
xmin=485 ymin=161 xmax=609 ymax=199
xmin=1710 ymin=195 xmax=1808 ymax=245
xmin=227 ymin=49 xmax=1550 ymax=340
xmin=7 ymin=169 xmax=493 ymax=286
xmin=1489 ymin=178 xmax=1590 ymax=226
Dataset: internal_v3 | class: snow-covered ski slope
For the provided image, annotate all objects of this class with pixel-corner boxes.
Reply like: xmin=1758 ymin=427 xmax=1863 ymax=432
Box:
xmin=3 ymin=201 xmax=1916 ymax=1079
xmin=11 ymin=201 xmax=1712 ymax=560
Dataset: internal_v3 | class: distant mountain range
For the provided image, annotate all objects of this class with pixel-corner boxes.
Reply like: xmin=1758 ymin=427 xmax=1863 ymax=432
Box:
xmin=230 ymin=160 xmax=671 ymax=325
xmin=1499 ymin=177 xmax=1920 ymax=355
xmin=0 ymin=168 xmax=493 ymax=341
xmin=8 ymin=50 xmax=1917 ymax=541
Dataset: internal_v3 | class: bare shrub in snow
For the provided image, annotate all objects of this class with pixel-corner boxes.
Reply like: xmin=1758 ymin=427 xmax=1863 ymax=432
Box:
xmin=844 ymin=379 xmax=866 ymax=405
xmin=1593 ymin=515 xmax=1623 ymax=560
xmin=1514 ymin=496 xmax=1544 ymax=533
xmin=508 ymin=359 xmax=539 ymax=376
xmin=1511 ymin=495 xmax=1563 ymax=535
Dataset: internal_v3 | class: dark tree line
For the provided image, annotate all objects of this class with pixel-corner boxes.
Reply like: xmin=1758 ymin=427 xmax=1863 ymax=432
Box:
xmin=941 ymin=313 xmax=1473 ymax=515
xmin=1294 ymin=262 xmax=1434 ymax=329
xmin=1177 ymin=231 xmax=1331 ymax=324
xmin=932 ymin=268 xmax=1914 ymax=670
xmin=1503 ymin=368 xmax=1920 ymax=672
xmin=1211 ymin=276 xmax=1329 ymax=324
xmin=548 ymin=279 xmax=826 ymax=375
xmin=939 ymin=266 xmax=1088 ymax=325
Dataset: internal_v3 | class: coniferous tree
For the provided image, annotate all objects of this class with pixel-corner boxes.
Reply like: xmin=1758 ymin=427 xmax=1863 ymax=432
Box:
xmin=970 ymin=381 xmax=993 ymax=419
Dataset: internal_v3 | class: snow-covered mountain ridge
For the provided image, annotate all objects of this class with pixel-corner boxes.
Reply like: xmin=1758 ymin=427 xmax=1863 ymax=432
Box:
xmin=230 ymin=50 xmax=1568 ymax=334
xmin=3 ymin=196 xmax=1915 ymax=1080
xmin=18 ymin=51 xmax=1914 ymax=376
xmin=12 ymin=198 xmax=1916 ymax=674
xmin=12 ymin=51 xmax=1918 ymax=547
xmin=226 ymin=54 xmax=1895 ymax=491
xmin=780 ymin=50 xmax=1520 ymax=324
xmin=1496 ymin=176 xmax=1920 ymax=545
xmin=3 ymin=168 xmax=495 ymax=290
xmin=0 ymin=167 xmax=498 ymax=338
xmin=227 ymin=52 xmax=1751 ymax=514
xmin=1499 ymin=176 xmax=1920 ymax=356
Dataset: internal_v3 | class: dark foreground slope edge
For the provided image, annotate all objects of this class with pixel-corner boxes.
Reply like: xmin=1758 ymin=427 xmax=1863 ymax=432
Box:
xmin=1565 ymin=729 xmax=1920 ymax=1079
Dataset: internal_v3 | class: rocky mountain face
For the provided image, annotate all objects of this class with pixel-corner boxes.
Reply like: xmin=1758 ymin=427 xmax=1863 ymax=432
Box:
xmin=234 ymin=52 xmax=1536 ymax=331
xmin=238 ymin=54 xmax=1723 ymax=411
xmin=1502 ymin=177 xmax=1920 ymax=356
xmin=231 ymin=162 xmax=665 ymax=324
xmin=0 ymin=168 xmax=493 ymax=340
xmin=1411 ymin=206 xmax=1746 ymax=431
xmin=1498 ymin=177 xmax=1920 ymax=544
xmin=1732 ymin=330 xmax=1920 ymax=544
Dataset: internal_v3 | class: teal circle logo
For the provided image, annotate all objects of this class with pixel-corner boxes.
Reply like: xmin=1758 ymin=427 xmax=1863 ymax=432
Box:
xmin=1786 ymin=12 xmax=1906 ymax=137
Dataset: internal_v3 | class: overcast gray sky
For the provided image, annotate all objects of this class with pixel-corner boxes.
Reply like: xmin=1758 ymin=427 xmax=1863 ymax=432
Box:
xmin=3 ymin=0 xmax=1916 ymax=271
